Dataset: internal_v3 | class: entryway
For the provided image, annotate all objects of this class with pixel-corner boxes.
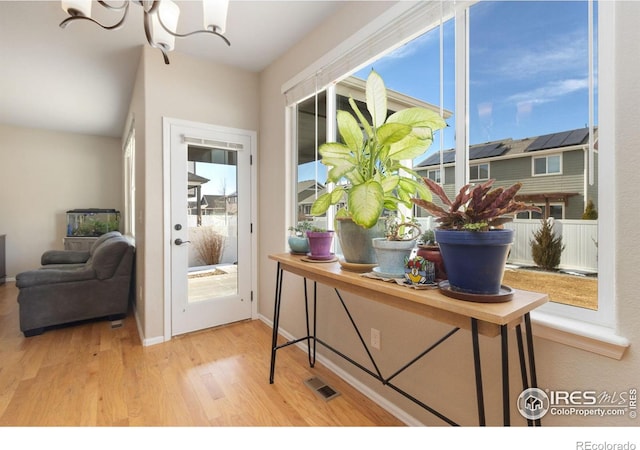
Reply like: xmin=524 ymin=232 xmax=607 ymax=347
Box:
xmin=163 ymin=118 xmax=256 ymax=337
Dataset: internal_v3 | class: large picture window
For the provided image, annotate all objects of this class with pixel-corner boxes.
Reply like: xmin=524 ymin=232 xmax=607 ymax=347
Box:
xmin=287 ymin=0 xmax=609 ymax=327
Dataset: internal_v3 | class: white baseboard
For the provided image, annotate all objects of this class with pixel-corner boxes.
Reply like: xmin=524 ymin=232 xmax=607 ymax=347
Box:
xmin=132 ymin=303 xmax=166 ymax=347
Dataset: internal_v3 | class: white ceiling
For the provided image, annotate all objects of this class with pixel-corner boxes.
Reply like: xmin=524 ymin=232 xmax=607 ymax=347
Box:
xmin=0 ymin=1 xmax=344 ymax=138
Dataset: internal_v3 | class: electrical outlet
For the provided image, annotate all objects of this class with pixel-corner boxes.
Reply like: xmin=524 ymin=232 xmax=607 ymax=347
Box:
xmin=371 ymin=328 xmax=381 ymax=350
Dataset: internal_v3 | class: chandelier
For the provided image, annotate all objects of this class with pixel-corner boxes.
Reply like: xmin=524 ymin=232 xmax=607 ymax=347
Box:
xmin=60 ymin=0 xmax=231 ymax=64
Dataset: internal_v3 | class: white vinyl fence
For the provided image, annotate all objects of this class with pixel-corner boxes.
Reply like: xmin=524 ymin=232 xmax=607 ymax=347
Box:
xmin=308 ymin=216 xmax=598 ymax=274
xmin=416 ymin=217 xmax=598 ymax=273
xmin=504 ymin=219 xmax=598 ymax=273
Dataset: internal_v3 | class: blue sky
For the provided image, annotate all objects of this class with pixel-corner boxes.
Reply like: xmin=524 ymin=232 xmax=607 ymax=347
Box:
xmin=353 ymin=0 xmax=596 ymax=155
xmin=300 ymin=1 xmax=596 ymax=183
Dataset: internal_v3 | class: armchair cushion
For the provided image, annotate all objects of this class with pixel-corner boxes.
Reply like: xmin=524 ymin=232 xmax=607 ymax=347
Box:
xmin=41 ymin=250 xmax=90 ymax=265
xmin=90 ymin=239 xmax=131 ymax=280
xmin=16 ymin=268 xmax=96 ymax=288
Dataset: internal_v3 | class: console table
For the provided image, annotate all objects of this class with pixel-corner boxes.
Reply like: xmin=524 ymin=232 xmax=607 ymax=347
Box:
xmin=268 ymin=253 xmax=549 ymax=426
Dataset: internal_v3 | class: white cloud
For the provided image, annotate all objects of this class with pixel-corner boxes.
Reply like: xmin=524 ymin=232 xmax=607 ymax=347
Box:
xmin=506 ymin=78 xmax=589 ymax=106
xmin=483 ymin=30 xmax=588 ymax=81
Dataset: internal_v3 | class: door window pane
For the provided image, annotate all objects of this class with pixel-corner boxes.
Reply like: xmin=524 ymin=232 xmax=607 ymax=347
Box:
xmin=187 ymin=146 xmax=238 ymax=300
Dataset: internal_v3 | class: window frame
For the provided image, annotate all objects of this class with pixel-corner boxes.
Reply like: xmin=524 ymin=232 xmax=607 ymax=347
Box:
xmin=427 ymin=168 xmax=442 ymax=184
xmin=460 ymin=1 xmax=613 ymax=329
xmin=123 ymin=116 xmax=136 ymax=238
xmin=469 ymin=162 xmax=489 ymax=181
xmin=285 ymin=0 xmax=616 ymax=336
xmin=532 ymin=154 xmax=563 ymax=177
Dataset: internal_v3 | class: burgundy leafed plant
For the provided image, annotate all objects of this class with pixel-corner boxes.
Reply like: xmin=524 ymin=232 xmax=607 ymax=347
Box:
xmin=412 ymin=177 xmax=541 ymax=231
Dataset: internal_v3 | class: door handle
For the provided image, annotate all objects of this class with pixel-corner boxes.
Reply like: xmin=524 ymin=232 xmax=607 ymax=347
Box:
xmin=174 ymin=238 xmax=191 ymax=246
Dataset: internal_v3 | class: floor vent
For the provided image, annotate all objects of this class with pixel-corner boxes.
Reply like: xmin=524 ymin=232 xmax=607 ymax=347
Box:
xmin=304 ymin=376 xmax=341 ymax=402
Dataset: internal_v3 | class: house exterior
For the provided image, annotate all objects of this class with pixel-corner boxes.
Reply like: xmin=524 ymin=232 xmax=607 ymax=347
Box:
xmin=415 ymin=127 xmax=598 ymax=220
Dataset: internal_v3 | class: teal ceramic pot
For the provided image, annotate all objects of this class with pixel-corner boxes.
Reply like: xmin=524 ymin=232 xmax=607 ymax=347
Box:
xmin=288 ymin=236 xmax=309 ymax=254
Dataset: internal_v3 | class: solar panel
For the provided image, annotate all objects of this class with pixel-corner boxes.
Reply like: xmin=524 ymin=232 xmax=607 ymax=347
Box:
xmin=417 ymin=150 xmax=455 ymax=167
xmin=526 ymin=128 xmax=589 ymax=152
xmin=564 ymin=128 xmax=590 ymax=146
xmin=544 ymin=130 xmax=573 ymax=149
xmin=470 ymin=142 xmax=506 ymax=160
xmin=527 ymin=134 xmax=552 ymax=152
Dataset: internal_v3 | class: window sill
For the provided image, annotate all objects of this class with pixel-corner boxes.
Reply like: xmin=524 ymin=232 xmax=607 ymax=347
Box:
xmin=530 ymin=310 xmax=630 ymax=360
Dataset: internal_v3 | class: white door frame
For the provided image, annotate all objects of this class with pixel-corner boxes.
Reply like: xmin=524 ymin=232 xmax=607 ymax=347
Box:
xmin=162 ymin=117 xmax=258 ymax=342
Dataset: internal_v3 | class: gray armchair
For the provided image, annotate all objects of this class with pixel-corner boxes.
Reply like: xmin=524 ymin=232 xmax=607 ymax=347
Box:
xmin=15 ymin=232 xmax=135 ymax=337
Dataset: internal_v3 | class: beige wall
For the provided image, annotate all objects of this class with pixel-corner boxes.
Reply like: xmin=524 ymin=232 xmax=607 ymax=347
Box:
xmin=125 ymin=47 xmax=147 ymax=335
xmin=0 ymin=123 xmax=122 ymax=277
xmin=134 ymin=47 xmax=259 ymax=341
xmin=257 ymin=1 xmax=639 ymax=426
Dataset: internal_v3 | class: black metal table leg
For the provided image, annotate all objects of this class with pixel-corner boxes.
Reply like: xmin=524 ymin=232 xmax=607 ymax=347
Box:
xmin=524 ymin=313 xmax=541 ymax=426
xmin=471 ymin=318 xmax=486 ymax=426
xmin=501 ymin=324 xmax=510 ymax=426
xmin=516 ymin=323 xmax=533 ymax=426
xmin=269 ymin=263 xmax=284 ymax=383
xmin=303 ymin=278 xmax=314 ymax=367
xmin=311 ymin=281 xmax=317 ymax=367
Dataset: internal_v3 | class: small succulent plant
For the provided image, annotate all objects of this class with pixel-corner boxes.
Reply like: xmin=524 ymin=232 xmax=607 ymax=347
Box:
xmin=383 ymin=213 xmax=421 ymax=241
xmin=412 ymin=177 xmax=541 ymax=231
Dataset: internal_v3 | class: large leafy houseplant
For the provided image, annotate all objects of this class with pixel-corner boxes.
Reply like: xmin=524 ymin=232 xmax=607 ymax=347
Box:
xmin=412 ymin=177 xmax=540 ymax=231
xmin=310 ymin=70 xmax=447 ymax=229
xmin=412 ymin=177 xmax=541 ymax=297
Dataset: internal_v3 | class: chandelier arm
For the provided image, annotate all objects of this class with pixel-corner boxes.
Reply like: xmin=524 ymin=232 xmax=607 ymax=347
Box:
xmin=97 ymin=1 xmax=129 ymax=11
xmin=143 ymin=9 xmax=171 ymax=65
xmin=60 ymin=1 xmax=130 ymax=30
xmin=159 ymin=48 xmax=171 ymax=65
xmin=169 ymin=29 xmax=231 ymax=46
xmin=154 ymin=2 xmax=231 ymax=47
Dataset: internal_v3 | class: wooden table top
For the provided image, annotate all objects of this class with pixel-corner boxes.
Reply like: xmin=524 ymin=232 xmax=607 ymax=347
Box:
xmin=269 ymin=253 xmax=549 ymax=337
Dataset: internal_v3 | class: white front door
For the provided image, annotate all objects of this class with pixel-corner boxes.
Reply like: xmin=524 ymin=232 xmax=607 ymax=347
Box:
xmin=166 ymin=119 xmax=254 ymax=336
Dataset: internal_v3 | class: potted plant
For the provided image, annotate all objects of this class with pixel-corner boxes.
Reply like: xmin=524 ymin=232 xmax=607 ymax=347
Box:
xmin=310 ymin=69 xmax=447 ymax=264
xmin=306 ymin=226 xmax=335 ymax=260
xmin=287 ymin=221 xmax=313 ymax=254
xmin=411 ymin=177 xmax=540 ymax=296
xmin=371 ymin=213 xmax=421 ymax=277
xmin=416 ymin=228 xmax=447 ymax=282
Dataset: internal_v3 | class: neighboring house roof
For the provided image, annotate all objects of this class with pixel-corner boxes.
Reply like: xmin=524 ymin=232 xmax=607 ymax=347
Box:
xmin=188 ymin=193 xmax=238 ymax=209
xmin=416 ymin=127 xmax=595 ymax=168
xmin=188 ymin=172 xmax=210 ymax=186
xmin=297 ymin=180 xmax=326 ymax=206
xmin=297 ymin=180 xmax=323 ymax=192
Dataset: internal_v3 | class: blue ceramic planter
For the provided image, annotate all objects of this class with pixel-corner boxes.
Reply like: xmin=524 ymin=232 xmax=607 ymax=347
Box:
xmin=288 ymin=236 xmax=309 ymax=254
xmin=434 ymin=229 xmax=514 ymax=295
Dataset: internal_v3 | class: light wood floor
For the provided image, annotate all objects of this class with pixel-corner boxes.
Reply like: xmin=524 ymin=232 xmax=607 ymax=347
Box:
xmin=0 ymin=282 xmax=404 ymax=427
